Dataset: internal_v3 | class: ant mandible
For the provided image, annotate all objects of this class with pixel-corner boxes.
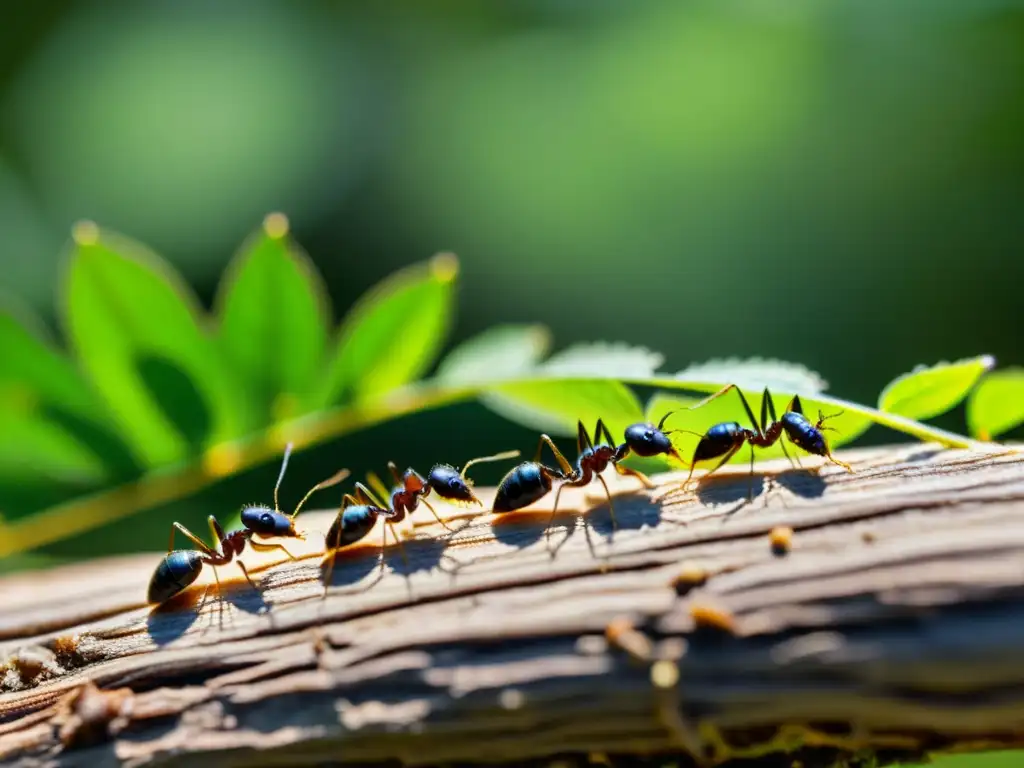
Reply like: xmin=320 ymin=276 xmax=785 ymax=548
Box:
xmin=147 ymin=443 xmax=348 ymax=604
xmin=493 ymin=414 xmax=682 ymax=544
xmin=676 ymin=384 xmax=853 ymax=498
xmin=321 ymin=450 xmax=520 ymax=592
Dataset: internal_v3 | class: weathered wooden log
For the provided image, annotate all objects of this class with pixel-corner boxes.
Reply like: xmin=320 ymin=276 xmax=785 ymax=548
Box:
xmin=1 ymin=443 xmax=1023 ymax=768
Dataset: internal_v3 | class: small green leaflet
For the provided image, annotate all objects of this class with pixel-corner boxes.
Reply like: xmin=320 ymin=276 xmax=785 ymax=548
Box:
xmin=878 ymin=355 xmax=994 ymax=421
xmin=967 ymin=367 xmax=1024 ymax=440
xmin=314 ymin=253 xmax=458 ymax=407
xmin=63 ymin=223 xmax=247 ymax=467
xmin=216 ymin=215 xmax=330 ymax=425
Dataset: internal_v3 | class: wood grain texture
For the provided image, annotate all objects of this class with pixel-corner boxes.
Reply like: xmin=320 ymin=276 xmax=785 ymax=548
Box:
xmin=1 ymin=443 xmax=1023 ymax=768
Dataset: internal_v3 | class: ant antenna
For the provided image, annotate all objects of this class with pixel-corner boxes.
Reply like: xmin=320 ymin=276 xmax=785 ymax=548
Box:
xmin=459 ymin=449 xmax=521 ymax=480
xmin=656 ymin=411 xmax=676 ymax=430
xmin=818 ymin=409 xmax=844 ymax=425
xmin=274 ymin=442 xmax=294 ymax=513
xmin=665 ymin=428 xmax=706 ymax=439
xmin=291 ymin=467 xmax=350 ymax=520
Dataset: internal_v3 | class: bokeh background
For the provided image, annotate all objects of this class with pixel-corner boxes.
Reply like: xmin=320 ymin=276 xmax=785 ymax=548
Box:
xmin=1 ymin=4 xmax=1023 ymax=765
xmin=1 ymin=1 xmax=1022 ymax=566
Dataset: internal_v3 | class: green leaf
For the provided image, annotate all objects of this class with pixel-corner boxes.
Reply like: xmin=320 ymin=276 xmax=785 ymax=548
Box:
xmin=475 ymin=342 xmax=660 ymax=439
xmin=215 ymin=215 xmax=329 ymax=423
xmin=436 ymin=324 xmax=552 ymax=385
xmin=0 ymin=408 xmax=109 ymax=486
xmin=967 ymin=367 xmax=1024 ymax=440
xmin=0 ymin=298 xmax=137 ymax=481
xmin=879 ymin=355 xmax=995 ymax=421
xmin=0 ymin=299 xmax=110 ymax=422
xmin=315 ymin=253 xmax=458 ymax=406
xmin=62 ymin=222 xmax=247 ymax=467
xmin=675 ymin=357 xmax=828 ymax=393
xmin=483 ymin=380 xmax=645 ymax=440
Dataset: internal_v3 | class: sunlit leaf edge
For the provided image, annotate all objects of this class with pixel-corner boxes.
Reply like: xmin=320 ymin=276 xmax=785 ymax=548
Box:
xmin=878 ymin=354 xmax=995 ymax=421
xmin=966 ymin=367 xmax=1024 ymax=440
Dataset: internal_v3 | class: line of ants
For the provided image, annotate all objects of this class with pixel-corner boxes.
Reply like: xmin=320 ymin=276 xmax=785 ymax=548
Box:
xmin=148 ymin=384 xmax=853 ymax=606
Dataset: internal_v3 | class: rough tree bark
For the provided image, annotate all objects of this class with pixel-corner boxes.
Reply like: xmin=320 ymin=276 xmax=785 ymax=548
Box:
xmin=1 ymin=444 xmax=1023 ymax=768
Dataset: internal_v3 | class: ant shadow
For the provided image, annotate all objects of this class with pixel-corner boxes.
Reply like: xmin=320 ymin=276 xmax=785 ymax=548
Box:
xmin=145 ymin=578 xmax=269 ymax=646
xmin=448 ymin=485 xmax=663 ymax=572
xmin=319 ymin=533 xmax=449 ymax=598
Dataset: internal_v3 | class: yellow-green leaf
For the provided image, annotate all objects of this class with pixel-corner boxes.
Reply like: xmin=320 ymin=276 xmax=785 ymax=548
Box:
xmin=967 ymin=367 xmax=1024 ymax=440
xmin=62 ymin=222 xmax=246 ymax=466
xmin=879 ymin=355 xmax=995 ymax=421
xmin=483 ymin=379 xmax=645 ymax=441
xmin=315 ymin=253 xmax=458 ymax=406
xmin=216 ymin=214 xmax=329 ymax=424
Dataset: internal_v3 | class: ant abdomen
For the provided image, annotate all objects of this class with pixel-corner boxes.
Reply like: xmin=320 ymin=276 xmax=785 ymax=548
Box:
xmin=493 ymin=462 xmax=559 ymax=513
xmin=326 ymin=505 xmax=381 ymax=550
xmin=147 ymin=550 xmax=203 ymax=604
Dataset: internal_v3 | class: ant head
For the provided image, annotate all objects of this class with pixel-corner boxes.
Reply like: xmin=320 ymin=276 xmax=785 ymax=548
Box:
xmin=427 ymin=463 xmax=480 ymax=506
xmin=401 ymin=468 xmax=427 ymax=495
xmin=624 ymin=418 xmax=678 ymax=459
xmin=241 ymin=505 xmax=300 ymax=539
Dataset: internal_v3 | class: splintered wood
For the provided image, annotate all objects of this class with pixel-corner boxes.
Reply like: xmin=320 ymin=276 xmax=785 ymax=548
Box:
xmin=1 ymin=444 xmax=1024 ymax=768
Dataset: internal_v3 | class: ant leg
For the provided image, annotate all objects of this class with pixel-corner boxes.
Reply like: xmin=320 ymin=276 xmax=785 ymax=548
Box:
xmin=825 ymin=451 xmax=854 ymax=473
xmin=420 ymin=497 xmax=455 ymax=533
xmin=759 ymin=388 xmax=774 ymax=436
xmin=787 ymin=395 xmax=806 ymax=417
xmin=579 ymin=420 xmax=596 ymax=452
xmin=169 ymin=521 xmax=219 ymax=558
xmin=387 ymin=461 xmax=403 ymax=486
xmin=386 ymin=520 xmax=409 ymax=566
xmin=747 ymin=444 xmax=757 ymax=501
xmin=787 ymin=436 xmax=805 ymax=470
xmin=700 ymin=444 xmax=743 ymax=484
xmin=688 ymin=385 xmax=763 ymax=437
xmin=595 ymin=419 xmax=617 ymax=449
xmin=234 ymin=559 xmax=259 ymax=593
xmin=596 ymin=473 xmax=617 ymax=531
xmin=544 ymin=481 xmax=570 ymax=555
xmin=249 ymin=539 xmax=298 ymax=560
xmin=534 ymin=434 xmax=575 ymax=477
xmin=353 ymin=482 xmax=388 ymax=509
xmin=322 ymin=496 xmax=355 ymax=597
xmin=614 ymin=462 xmax=656 ymax=490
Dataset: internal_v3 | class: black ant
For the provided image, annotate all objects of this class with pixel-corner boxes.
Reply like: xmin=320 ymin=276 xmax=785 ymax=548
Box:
xmin=147 ymin=443 xmax=348 ymax=605
xmin=675 ymin=384 xmax=853 ymax=498
xmin=493 ymin=415 xmax=682 ymax=545
xmin=322 ymin=450 xmax=520 ymax=591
